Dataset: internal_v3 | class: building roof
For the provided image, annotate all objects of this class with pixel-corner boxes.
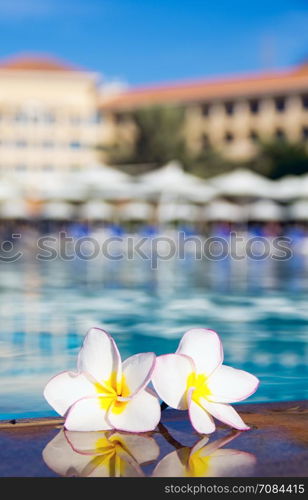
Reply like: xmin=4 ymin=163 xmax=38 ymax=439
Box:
xmin=0 ymin=54 xmax=82 ymax=73
xmin=101 ymin=64 xmax=308 ymax=111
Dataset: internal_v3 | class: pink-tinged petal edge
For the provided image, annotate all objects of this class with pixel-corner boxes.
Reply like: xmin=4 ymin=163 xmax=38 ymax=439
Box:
xmin=187 ymin=387 xmax=216 ymax=435
xmin=77 ymin=327 xmax=122 ymax=390
xmin=190 ymin=431 xmax=241 ymax=457
xmin=151 ymin=353 xmax=195 ymax=410
xmin=64 ymin=395 xmax=113 ymax=432
xmin=43 ymin=370 xmax=96 ymax=417
xmin=207 ymin=365 xmax=260 ymax=403
xmin=176 ymin=328 xmax=224 ymax=377
xmin=64 ymin=430 xmax=113 ymax=456
xmin=122 ymin=352 xmax=156 ymax=398
xmin=201 ymin=400 xmax=250 ymax=431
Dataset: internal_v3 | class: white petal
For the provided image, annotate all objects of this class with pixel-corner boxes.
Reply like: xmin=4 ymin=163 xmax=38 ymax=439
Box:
xmin=188 ymin=394 xmax=216 ymax=434
xmin=190 ymin=432 xmax=238 ymax=457
xmin=65 ymin=396 xmax=113 ymax=431
xmin=204 ymin=449 xmax=256 ymax=477
xmin=65 ymin=431 xmax=144 ymax=477
xmin=201 ymin=400 xmax=250 ymax=431
xmin=110 ymin=433 xmax=160 ymax=464
xmin=152 ymin=448 xmax=189 ymax=477
xmin=122 ymin=352 xmax=156 ymax=397
xmin=66 ymin=430 xmax=159 ymax=465
xmin=77 ymin=327 xmax=122 ymax=389
xmin=77 ymin=448 xmax=143 ymax=477
xmin=65 ymin=431 xmax=114 ymax=455
xmin=81 ymin=463 xmax=113 ymax=478
xmin=208 ymin=365 xmax=259 ymax=403
xmin=42 ymin=429 xmax=91 ymax=477
xmin=176 ymin=329 xmax=223 ymax=376
xmin=151 ymin=354 xmax=194 ymax=410
xmin=88 ymin=459 xmax=143 ymax=478
xmin=107 ymin=388 xmax=160 ymax=432
xmin=189 ymin=436 xmax=210 ymax=455
xmin=73 ymin=451 xmax=143 ymax=478
xmin=43 ymin=371 xmax=96 ymax=416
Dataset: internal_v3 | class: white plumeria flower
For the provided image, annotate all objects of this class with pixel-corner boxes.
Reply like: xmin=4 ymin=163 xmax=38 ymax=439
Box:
xmin=43 ymin=429 xmax=159 ymax=477
xmin=153 ymin=432 xmax=256 ymax=477
xmin=44 ymin=327 xmax=160 ymax=432
xmin=152 ymin=328 xmax=259 ymax=434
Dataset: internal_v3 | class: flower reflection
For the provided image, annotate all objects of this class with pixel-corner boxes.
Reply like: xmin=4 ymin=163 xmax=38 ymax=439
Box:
xmin=153 ymin=430 xmax=256 ymax=477
xmin=43 ymin=429 xmax=159 ymax=477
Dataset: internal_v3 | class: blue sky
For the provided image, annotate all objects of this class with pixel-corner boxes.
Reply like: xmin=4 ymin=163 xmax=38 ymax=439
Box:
xmin=0 ymin=0 xmax=307 ymax=87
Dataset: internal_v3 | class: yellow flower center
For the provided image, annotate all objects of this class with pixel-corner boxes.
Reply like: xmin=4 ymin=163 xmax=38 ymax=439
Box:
xmin=186 ymin=372 xmax=211 ymax=405
xmin=95 ymin=372 xmax=130 ymax=415
xmin=81 ymin=436 xmax=126 ymax=477
xmin=187 ymin=449 xmax=211 ymax=477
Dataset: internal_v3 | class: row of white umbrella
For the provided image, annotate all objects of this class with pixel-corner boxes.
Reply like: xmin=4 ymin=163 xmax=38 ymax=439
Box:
xmin=1 ymin=161 xmax=308 ymax=203
xmin=1 ymin=161 xmax=308 ymax=222
xmin=0 ymin=165 xmax=133 ymax=203
xmin=1 ymin=198 xmax=308 ymax=222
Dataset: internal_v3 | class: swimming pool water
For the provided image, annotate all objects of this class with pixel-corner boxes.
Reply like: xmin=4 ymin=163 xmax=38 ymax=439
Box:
xmin=0 ymin=255 xmax=308 ymax=419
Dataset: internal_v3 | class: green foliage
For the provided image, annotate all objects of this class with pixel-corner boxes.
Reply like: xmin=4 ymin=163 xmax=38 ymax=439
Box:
xmin=132 ymin=105 xmax=187 ymax=165
xmin=186 ymin=147 xmax=235 ymax=179
xmin=106 ymin=105 xmax=188 ymax=167
xmin=250 ymin=139 xmax=308 ymax=179
xmin=106 ymin=105 xmax=308 ymax=180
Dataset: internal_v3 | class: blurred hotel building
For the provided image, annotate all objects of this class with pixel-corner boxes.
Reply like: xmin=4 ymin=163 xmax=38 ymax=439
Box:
xmin=0 ymin=55 xmax=102 ymax=174
xmin=0 ymin=54 xmax=308 ymax=172
xmin=101 ymin=63 xmax=308 ymax=161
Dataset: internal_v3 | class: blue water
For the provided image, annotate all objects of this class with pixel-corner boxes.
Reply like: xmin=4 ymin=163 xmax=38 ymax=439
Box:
xmin=0 ymin=254 xmax=308 ymax=419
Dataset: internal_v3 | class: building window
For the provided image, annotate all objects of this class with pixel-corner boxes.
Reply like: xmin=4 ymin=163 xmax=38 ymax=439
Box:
xmin=95 ymin=111 xmax=102 ymax=123
xmin=70 ymin=164 xmax=81 ymax=172
xmin=45 ymin=112 xmax=56 ymax=123
xmin=275 ymin=96 xmax=285 ymax=112
xmin=302 ymin=94 xmax=308 ymax=110
xmin=302 ymin=127 xmax=308 ymax=141
xmin=275 ymin=128 xmax=285 ymax=140
xmin=224 ymin=131 xmax=234 ymax=143
xmin=15 ymin=164 xmax=27 ymax=171
xmin=201 ymin=103 xmax=210 ymax=116
xmin=224 ymin=102 xmax=234 ymax=115
xmin=28 ymin=111 xmax=41 ymax=123
xmin=249 ymin=99 xmax=259 ymax=114
xmin=201 ymin=134 xmax=210 ymax=149
xmin=249 ymin=130 xmax=259 ymax=143
xmin=14 ymin=112 xmax=27 ymax=123
xmin=42 ymin=141 xmax=54 ymax=149
xmin=114 ymin=112 xmax=128 ymax=124
xmin=42 ymin=164 xmax=54 ymax=171
xmin=70 ymin=115 xmax=81 ymax=125
xmin=70 ymin=141 xmax=82 ymax=149
xmin=89 ymin=111 xmax=102 ymax=124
